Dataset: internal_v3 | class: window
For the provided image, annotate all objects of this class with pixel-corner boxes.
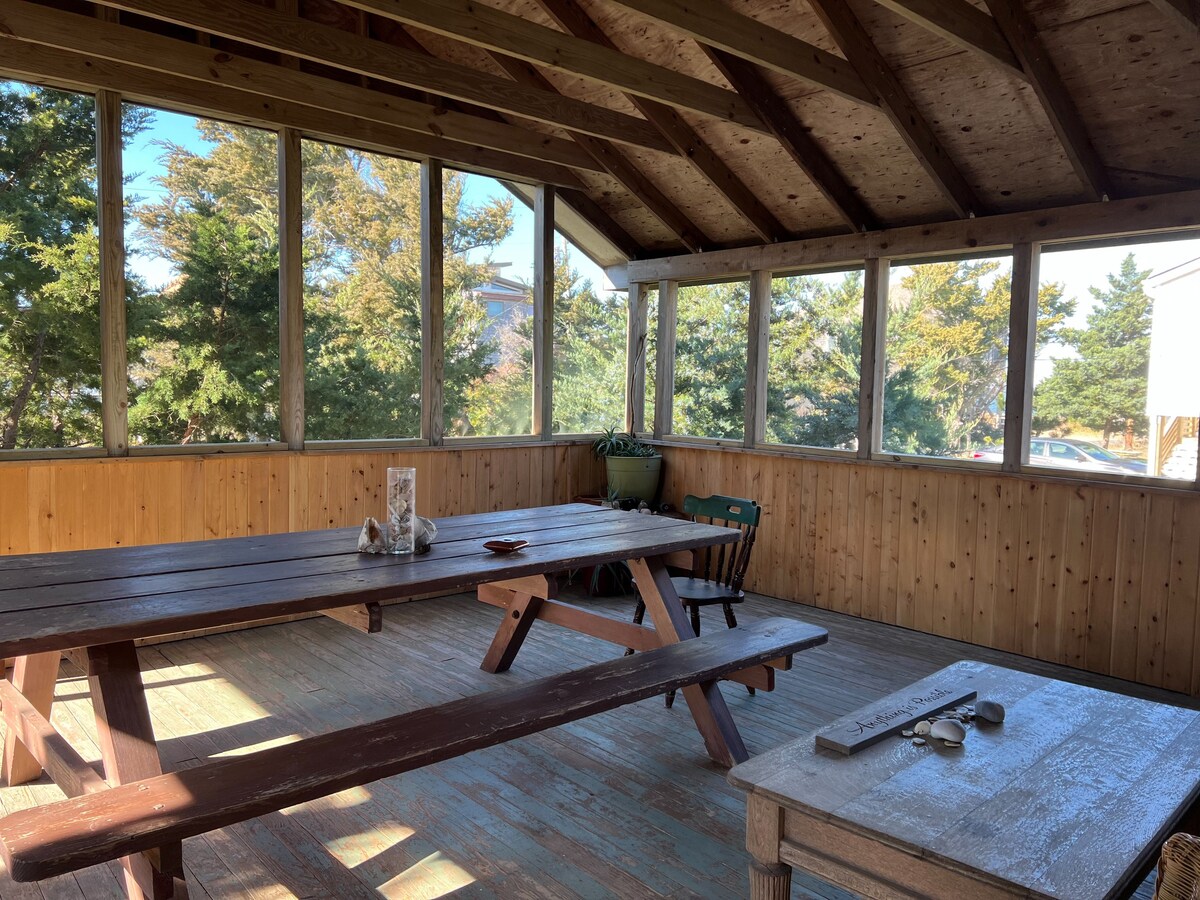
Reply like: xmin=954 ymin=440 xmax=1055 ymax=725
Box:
xmin=672 ymin=280 xmax=749 ymax=441
xmin=0 ymin=80 xmax=100 ymax=450
xmin=765 ymin=269 xmax=864 ymax=450
xmin=880 ymin=255 xmax=1012 ymax=460
xmin=124 ymin=108 xmax=279 ymax=445
xmin=442 ymin=171 xmax=533 ymax=437
xmin=1033 ymin=237 xmax=1200 ymax=480
xmin=552 ymin=235 xmax=625 ymax=434
xmin=301 ymin=140 xmax=422 ymax=441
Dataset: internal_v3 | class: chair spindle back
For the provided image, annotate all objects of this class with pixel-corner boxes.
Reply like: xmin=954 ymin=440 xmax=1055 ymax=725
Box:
xmin=682 ymin=494 xmax=761 ymax=594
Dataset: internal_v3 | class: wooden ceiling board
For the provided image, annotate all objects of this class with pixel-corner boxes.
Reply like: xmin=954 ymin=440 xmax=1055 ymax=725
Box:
xmin=676 ymin=111 xmax=848 ymax=235
xmin=885 ymin=50 xmax=1085 ymax=211
xmin=571 ymin=168 xmax=689 ymax=253
xmin=1032 ymin=2 xmax=1200 ymax=184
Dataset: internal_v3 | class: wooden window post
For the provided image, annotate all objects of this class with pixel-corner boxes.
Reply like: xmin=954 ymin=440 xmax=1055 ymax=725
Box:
xmin=96 ymin=90 xmax=128 ymax=456
xmin=653 ymin=279 xmax=678 ymax=439
xmin=421 ymin=160 xmax=445 ymax=445
xmin=533 ymin=185 xmax=555 ymax=439
xmin=744 ymin=269 xmax=771 ymax=447
xmin=277 ymin=127 xmax=305 ymax=450
xmin=858 ymin=257 xmax=888 ymax=457
xmin=625 ymin=281 xmax=649 ymax=434
xmin=1004 ymin=242 xmax=1039 ymax=472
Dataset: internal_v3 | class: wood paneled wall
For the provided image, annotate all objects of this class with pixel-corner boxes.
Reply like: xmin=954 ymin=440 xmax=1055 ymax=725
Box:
xmin=0 ymin=444 xmax=605 ymax=556
xmin=657 ymin=445 xmax=1200 ymax=697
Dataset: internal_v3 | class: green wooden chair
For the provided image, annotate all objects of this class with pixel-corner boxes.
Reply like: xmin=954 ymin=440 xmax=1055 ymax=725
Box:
xmin=629 ymin=494 xmax=762 ymax=707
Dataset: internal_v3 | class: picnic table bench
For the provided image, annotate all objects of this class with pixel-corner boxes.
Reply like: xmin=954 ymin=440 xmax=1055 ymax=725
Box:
xmin=0 ymin=503 xmax=828 ymax=899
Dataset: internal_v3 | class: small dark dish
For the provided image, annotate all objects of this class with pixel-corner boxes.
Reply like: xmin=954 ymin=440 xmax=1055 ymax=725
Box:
xmin=484 ymin=537 xmax=529 ymax=554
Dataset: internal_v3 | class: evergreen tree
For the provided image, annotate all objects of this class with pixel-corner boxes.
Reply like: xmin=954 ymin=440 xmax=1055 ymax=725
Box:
xmin=0 ymin=83 xmax=147 ymax=449
xmin=1033 ymin=253 xmax=1153 ymax=447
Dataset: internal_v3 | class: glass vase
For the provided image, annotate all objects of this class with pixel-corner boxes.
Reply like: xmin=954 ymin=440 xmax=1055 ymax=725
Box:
xmin=386 ymin=466 xmax=416 ymax=555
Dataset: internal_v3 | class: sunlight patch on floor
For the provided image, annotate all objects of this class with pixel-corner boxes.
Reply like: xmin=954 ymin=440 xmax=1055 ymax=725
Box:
xmin=378 ymin=851 xmax=476 ymax=898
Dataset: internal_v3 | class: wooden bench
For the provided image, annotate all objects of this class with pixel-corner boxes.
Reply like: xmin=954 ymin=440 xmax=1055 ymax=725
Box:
xmin=0 ymin=616 xmax=827 ymax=886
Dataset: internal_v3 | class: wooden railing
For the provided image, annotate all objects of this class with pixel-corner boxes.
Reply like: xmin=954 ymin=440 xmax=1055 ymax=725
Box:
xmin=1158 ymin=416 xmax=1184 ymax=475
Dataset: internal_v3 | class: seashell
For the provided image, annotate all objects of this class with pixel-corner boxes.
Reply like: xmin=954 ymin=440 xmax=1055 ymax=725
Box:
xmin=912 ymin=738 xmax=926 ymax=746
xmin=930 ymin=719 xmax=967 ymax=743
xmin=975 ymin=700 xmax=1005 ymax=723
xmin=357 ymin=517 xmax=390 ymax=553
xmin=901 ymin=730 xmax=914 ymax=738
xmin=913 ymin=720 xmax=932 ymax=736
xmin=943 ymin=741 xmax=963 ymax=748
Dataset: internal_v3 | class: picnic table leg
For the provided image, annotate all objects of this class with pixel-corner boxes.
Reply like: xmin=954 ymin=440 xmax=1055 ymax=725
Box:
xmin=87 ymin=641 xmax=188 ymax=900
xmin=480 ymin=592 xmax=544 ymax=673
xmin=627 ymin=556 xmax=750 ymax=768
xmin=746 ymin=794 xmax=791 ymax=900
xmin=2 ymin=652 xmax=60 ymax=786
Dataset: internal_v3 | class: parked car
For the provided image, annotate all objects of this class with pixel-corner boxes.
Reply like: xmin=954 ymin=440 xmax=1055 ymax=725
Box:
xmin=972 ymin=438 xmax=1148 ymax=474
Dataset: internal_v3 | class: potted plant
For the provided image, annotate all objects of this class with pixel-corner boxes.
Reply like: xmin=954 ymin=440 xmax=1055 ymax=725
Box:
xmin=592 ymin=427 xmax=662 ymax=503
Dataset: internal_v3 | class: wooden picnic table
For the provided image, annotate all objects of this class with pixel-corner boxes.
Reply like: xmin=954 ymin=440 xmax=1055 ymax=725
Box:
xmin=0 ymin=503 xmax=821 ymax=900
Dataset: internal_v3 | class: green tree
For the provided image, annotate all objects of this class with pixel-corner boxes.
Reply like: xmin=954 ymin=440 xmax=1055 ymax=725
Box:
xmin=766 ymin=271 xmax=946 ymax=453
xmin=673 ymin=281 xmax=749 ymax=440
xmin=1033 ymin=253 xmax=1152 ymax=447
xmin=0 ymin=83 xmax=147 ymax=449
xmin=128 ymin=121 xmax=280 ymax=443
xmin=552 ymin=246 xmax=626 ymax=434
xmin=885 ymin=260 xmax=1070 ymax=455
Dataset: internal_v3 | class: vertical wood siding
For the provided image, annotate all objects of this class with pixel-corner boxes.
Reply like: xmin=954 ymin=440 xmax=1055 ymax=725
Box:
xmin=657 ymin=446 xmax=1200 ymax=696
xmin=0 ymin=444 xmax=605 ymax=553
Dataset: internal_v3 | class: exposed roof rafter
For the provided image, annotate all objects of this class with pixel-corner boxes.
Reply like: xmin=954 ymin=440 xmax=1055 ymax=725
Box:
xmin=365 ymin=18 xmax=645 ymax=261
xmin=533 ymin=0 xmax=787 ymax=244
xmin=870 ymin=0 xmax=1023 ymax=76
xmin=0 ymin=0 xmax=603 ymax=174
xmin=983 ymin=0 xmax=1115 ymax=201
xmin=603 ymin=0 xmax=878 ymax=107
xmin=808 ymin=0 xmax=984 ymax=219
xmin=336 ymin=0 xmax=769 ymax=134
xmin=703 ymin=48 xmax=877 ymax=234
xmin=86 ymin=0 xmax=678 ymax=155
xmin=486 ymin=51 xmax=709 ymax=253
xmin=0 ymin=37 xmax=584 ymax=188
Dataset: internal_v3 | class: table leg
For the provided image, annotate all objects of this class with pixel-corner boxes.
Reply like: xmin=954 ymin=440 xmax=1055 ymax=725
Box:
xmin=627 ymin=556 xmax=749 ymax=767
xmin=480 ymin=592 xmax=544 ymax=673
xmin=3 ymin=652 xmax=60 ymax=786
xmin=746 ymin=794 xmax=791 ymax=900
xmin=87 ymin=641 xmax=188 ymax=900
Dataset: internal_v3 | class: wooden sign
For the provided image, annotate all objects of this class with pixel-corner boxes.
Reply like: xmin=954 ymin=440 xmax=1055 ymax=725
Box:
xmin=815 ymin=683 xmax=978 ymax=755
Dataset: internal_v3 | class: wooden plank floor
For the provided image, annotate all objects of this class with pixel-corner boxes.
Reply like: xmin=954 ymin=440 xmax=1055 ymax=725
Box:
xmin=2 ymin=590 xmax=1185 ymax=900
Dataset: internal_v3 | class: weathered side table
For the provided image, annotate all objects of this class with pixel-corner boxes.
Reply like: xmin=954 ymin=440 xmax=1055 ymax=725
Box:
xmin=729 ymin=660 xmax=1200 ymax=900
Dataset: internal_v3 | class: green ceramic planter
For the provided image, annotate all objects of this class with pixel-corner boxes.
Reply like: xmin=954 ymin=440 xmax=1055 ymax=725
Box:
xmin=605 ymin=455 xmax=662 ymax=503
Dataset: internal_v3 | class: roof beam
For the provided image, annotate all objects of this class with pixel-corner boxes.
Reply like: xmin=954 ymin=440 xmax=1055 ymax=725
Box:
xmin=603 ymin=0 xmax=878 ymax=107
xmin=366 ymin=19 xmax=645 ymax=263
xmin=703 ymin=48 xmax=877 ymax=233
xmin=0 ymin=0 xmax=603 ymax=175
xmin=622 ymin=186 xmax=1200 ymax=283
xmin=337 ymin=0 xmax=767 ymax=134
xmin=808 ymin=0 xmax=984 ymax=218
xmin=533 ymin=0 xmax=786 ymax=244
xmin=870 ymin=0 xmax=1023 ymax=76
xmin=983 ymin=0 xmax=1115 ymax=201
xmin=85 ymin=0 xmax=677 ymax=155
xmin=487 ymin=52 xmax=709 ymax=252
xmin=0 ymin=38 xmax=585 ymax=188
xmin=1147 ymin=0 xmax=1200 ymax=32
